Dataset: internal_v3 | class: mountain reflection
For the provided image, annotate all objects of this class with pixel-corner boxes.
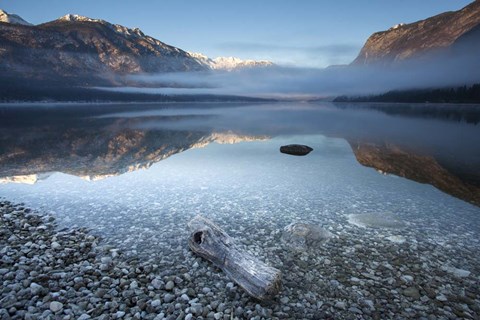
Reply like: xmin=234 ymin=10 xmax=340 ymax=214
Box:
xmin=0 ymin=102 xmax=479 ymax=206
xmin=0 ymin=110 xmax=268 ymax=181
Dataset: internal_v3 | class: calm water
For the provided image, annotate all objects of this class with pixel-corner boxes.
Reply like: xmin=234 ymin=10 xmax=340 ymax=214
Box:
xmin=1 ymin=102 xmax=480 ymax=317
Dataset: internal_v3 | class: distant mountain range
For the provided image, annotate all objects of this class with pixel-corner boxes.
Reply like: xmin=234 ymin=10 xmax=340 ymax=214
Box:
xmin=1 ymin=2 xmax=480 ymax=102
xmin=0 ymin=10 xmax=274 ymax=88
xmin=188 ymin=52 xmax=273 ymax=71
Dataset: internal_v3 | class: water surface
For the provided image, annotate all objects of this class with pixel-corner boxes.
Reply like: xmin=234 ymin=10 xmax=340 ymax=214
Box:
xmin=1 ymin=102 xmax=479 ymax=318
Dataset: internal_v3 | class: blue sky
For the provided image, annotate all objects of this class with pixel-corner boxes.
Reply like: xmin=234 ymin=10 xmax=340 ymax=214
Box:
xmin=2 ymin=0 xmax=473 ymax=67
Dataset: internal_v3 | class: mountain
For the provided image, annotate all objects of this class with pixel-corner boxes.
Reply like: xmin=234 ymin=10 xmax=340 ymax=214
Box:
xmin=0 ymin=12 xmax=208 ymax=86
xmin=352 ymin=1 xmax=480 ymax=65
xmin=189 ymin=52 xmax=274 ymax=71
xmin=0 ymin=9 xmax=32 ymax=26
xmin=0 ymin=10 xmax=274 ymax=89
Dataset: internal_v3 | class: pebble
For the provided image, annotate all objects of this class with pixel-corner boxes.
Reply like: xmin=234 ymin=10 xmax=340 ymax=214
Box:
xmin=49 ymin=301 xmax=63 ymax=313
xmin=151 ymin=278 xmax=163 ymax=289
xmin=163 ymin=293 xmax=175 ymax=303
xmin=165 ymin=280 xmax=175 ymax=291
xmin=151 ymin=299 xmax=162 ymax=307
xmin=436 ymin=294 xmax=448 ymax=302
xmin=51 ymin=242 xmax=61 ymax=250
xmin=403 ymin=287 xmax=421 ymax=300
xmin=29 ymin=283 xmax=43 ymax=295
xmin=401 ymin=275 xmax=414 ymax=282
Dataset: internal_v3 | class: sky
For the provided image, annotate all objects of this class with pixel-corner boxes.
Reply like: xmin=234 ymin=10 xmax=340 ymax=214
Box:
xmin=1 ymin=0 xmax=474 ymax=68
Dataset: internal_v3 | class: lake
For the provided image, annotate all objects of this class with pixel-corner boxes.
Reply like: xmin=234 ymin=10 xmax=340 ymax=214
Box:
xmin=1 ymin=102 xmax=479 ymax=319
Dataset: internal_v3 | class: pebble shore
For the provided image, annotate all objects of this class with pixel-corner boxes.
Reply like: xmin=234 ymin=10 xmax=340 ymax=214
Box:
xmin=1 ymin=200 xmax=479 ymax=320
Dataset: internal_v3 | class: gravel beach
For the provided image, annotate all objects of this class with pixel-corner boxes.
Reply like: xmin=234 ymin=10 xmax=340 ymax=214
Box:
xmin=1 ymin=200 xmax=479 ymax=320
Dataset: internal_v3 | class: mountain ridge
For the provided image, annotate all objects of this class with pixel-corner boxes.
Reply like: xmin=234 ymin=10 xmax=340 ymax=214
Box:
xmin=0 ymin=9 xmax=273 ymax=87
xmin=353 ymin=0 xmax=480 ymax=65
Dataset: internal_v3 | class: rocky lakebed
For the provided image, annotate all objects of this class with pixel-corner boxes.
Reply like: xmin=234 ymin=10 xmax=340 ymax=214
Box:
xmin=1 ymin=200 xmax=479 ymax=320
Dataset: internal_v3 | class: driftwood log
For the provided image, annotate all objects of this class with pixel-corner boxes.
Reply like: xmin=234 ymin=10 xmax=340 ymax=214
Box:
xmin=280 ymin=144 xmax=313 ymax=156
xmin=188 ymin=215 xmax=281 ymax=301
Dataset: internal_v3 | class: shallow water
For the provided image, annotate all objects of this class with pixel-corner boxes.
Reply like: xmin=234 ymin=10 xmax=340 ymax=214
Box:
xmin=1 ymin=102 xmax=479 ymax=318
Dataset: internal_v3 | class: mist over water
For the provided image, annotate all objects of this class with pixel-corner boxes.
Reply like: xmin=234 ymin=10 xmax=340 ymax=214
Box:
xmin=108 ymin=52 xmax=480 ymax=98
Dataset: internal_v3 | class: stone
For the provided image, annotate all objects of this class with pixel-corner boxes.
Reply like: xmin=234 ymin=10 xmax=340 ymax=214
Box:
xmin=151 ymin=278 xmax=163 ymax=289
xmin=29 ymin=283 xmax=44 ymax=296
xmin=163 ymin=294 xmax=175 ymax=303
xmin=436 ymin=294 xmax=448 ymax=302
xmin=444 ymin=267 xmax=471 ymax=278
xmin=348 ymin=307 xmax=363 ymax=314
xmin=49 ymin=301 xmax=63 ymax=313
xmin=401 ymin=275 xmax=414 ymax=282
xmin=403 ymin=287 xmax=420 ymax=300
xmin=348 ymin=212 xmax=405 ymax=229
xmin=282 ymin=222 xmax=332 ymax=250
xmin=386 ymin=235 xmax=406 ymax=243
xmin=151 ymin=299 xmax=161 ymax=308
xmin=77 ymin=314 xmax=91 ymax=320
xmin=129 ymin=281 xmax=138 ymax=289
xmin=100 ymin=257 xmax=112 ymax=264
xmin=165 ymin=281 xmax=175 ymax=291
xmin=335 ymin=301 xmax=346 ymax=310
xmin=51 ymin=242 xmax=61 ymax=250
xmin=280 ymin=144 xmax=313 ymax=156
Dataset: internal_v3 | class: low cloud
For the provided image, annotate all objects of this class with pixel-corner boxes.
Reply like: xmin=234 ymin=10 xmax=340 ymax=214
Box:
xmin=107 ymin=50 xmax=480 ymax=100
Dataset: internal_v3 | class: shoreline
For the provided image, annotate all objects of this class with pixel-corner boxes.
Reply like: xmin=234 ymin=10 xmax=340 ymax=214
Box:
xmin=1 ymin=200 xmax=479 ymax=319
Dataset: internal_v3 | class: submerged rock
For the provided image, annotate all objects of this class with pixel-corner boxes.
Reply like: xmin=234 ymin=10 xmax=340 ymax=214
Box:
xmin=443 ymin=266 xmax=471 ymax=278
xmin=282 ymin=222 xmax=332 ymax=250
xmin=347 ymin=212 xmax=406 ymax=229
xmin=403 ymin=287 xmax=420 ymax=300
xmin=386 ymin=235 xmax=406 ymax=244
xmin=280 ymin=144 xmax=313 ymax=156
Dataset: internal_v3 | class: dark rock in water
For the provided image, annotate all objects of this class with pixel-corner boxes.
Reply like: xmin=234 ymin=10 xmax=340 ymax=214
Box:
xmin=280 ymin=144 xmax=313 ymax=156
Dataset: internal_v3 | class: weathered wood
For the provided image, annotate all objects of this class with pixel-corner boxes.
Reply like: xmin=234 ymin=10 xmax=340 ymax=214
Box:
xmin=280 ymin=144 xmax=313 ymax=156
xmin=188 ymin=215 xmax=281 ymax=301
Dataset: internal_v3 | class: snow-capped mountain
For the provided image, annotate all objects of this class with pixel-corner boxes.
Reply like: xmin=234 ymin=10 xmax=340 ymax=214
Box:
xmin=189 ymin=52 xmax=274 ymax=71
xmin=0 ymin=9 xmax=32 ymax=26
xmin=0 ymin=11 xmax=208 ymax=86
xmin=0 ymin=9 xmax=274 ymax=88
xmin=58 ymin=14 xmax=146 ymax=38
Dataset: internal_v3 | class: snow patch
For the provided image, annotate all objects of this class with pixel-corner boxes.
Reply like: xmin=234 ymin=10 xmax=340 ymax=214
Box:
xmin=0 ymin=9 xmax=32 ymax=26
xmin=390 ymin=23 xmax=406 ymax=30
xmin=58 ymin=14 xmax=145 ymax=38
xmin=188 ymin=52 xmax=274 ymax=71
